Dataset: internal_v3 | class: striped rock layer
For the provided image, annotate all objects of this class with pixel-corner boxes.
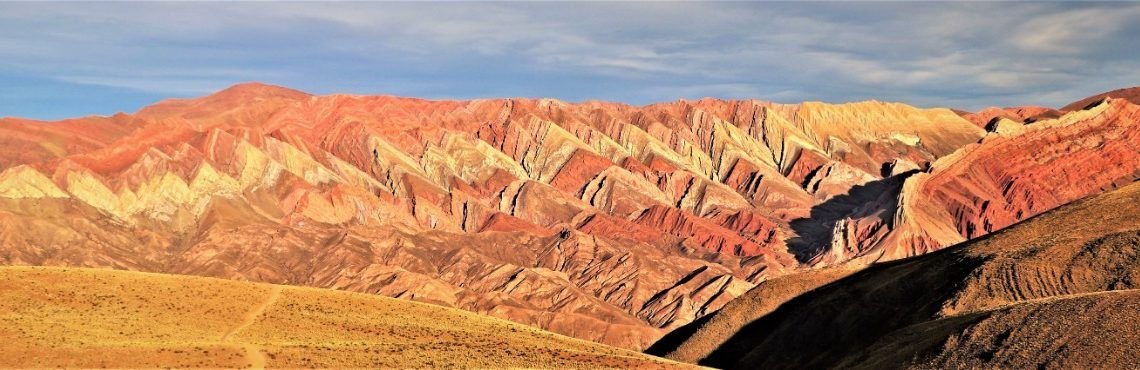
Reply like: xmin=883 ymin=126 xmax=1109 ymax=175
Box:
xmin=22 ymin=82 xmax=1138 ymax=349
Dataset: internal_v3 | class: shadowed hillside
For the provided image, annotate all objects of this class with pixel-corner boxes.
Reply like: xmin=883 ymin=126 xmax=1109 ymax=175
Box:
xmin=653 ymin=179 xmax=1140 ymax=369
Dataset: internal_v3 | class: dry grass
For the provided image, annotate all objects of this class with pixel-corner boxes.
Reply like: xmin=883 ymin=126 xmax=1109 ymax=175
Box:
xmin=842 ymin=290 xmax=1140 ymax=369
xmin=0 ymin=266 xmax=692 ymax=369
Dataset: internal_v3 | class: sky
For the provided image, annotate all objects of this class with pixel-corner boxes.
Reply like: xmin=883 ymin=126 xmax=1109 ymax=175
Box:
xmin=1 ymin=2 xmax=1138 ymax=120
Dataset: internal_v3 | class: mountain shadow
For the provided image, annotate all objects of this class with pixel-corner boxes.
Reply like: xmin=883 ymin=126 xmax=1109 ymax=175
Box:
xmin=785 ymin=169 xmax=918 ymax=262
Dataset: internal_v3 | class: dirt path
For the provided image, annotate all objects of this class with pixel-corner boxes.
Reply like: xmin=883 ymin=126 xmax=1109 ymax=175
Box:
xmin=220 ymin=286 xmax=282 ymax=369
xmin=222 ymin=286 xmax=282 ymax=341
xmin=239 ymin=343 xmax=268 ymax=369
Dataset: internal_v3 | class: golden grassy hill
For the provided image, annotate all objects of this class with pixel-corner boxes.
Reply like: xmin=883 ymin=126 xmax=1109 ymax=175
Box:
xmin=652 ymin=179 xmax=1140 ymax=369
xmin=0 ymin=266 xmax=691 ymax=369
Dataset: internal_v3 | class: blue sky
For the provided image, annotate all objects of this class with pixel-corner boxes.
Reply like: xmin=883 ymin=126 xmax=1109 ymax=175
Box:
xmin=1 ymin=2 xmax=1138 ymax=120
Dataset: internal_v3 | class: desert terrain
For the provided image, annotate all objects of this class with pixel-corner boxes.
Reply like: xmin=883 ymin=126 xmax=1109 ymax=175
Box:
xmin=0 ymin=266 xmax=689 ymax=368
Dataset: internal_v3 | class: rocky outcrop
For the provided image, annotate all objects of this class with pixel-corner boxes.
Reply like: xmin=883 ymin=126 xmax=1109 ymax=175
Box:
xmin=982 ymin=117 xmax=1025 ymax=135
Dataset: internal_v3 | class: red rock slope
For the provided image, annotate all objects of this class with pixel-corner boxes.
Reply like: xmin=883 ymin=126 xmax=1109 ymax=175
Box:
xmin=0 ymin=83 xmax=982 ymax=349
xmin=819 ymin=97 xmax=1140 ymax=264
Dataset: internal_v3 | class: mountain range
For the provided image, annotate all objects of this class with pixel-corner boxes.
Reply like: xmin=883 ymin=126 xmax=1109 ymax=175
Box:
xmin=1 ymin=83 xmax=1139 ymax=368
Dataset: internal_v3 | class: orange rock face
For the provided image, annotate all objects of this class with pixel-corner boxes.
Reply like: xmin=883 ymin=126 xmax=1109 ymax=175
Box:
xmin=0 ymin=83 xmax=989 ymax=349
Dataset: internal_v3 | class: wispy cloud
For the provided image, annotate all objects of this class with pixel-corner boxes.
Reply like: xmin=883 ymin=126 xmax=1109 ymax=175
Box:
xmin=0 ymin=2 xmax=1137 ymax=119
xmin=1012 ymin=7 xmax=1140 ymax=54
